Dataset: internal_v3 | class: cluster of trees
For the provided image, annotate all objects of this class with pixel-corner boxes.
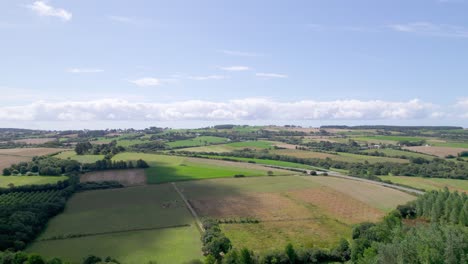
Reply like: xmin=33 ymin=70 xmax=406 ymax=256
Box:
xmin=81 ymin=159 xmax=149 ymax=171
xmin=0 ymin=251 xmax=121 ymax=264
xmin=351 ymin=189 xmax=468 ymax=263
xmin=0 ymin=183 xmax=75 ymax=251
xmin=75 ymin=141 xmax=125 ymax=156
xmin=302 ymin=140 xmax=362 ymax=153
xmin=3 ymin=157 xmax=80 ymax=177
xmin=77 ymin=181 xmax=124 ymax=191
xmin=408 ymin=188 xmax=468 ymax=225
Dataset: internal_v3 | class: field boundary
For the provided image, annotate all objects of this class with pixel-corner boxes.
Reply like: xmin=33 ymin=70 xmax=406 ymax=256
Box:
xmin=38 ymin=224 xmax=191 ymax=241
xmin=172 ymin=182 xmax=205 ymax=233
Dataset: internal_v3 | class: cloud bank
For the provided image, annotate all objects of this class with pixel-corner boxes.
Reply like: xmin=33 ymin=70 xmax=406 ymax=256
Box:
xmin=27 ymin=1 xmax=72 ymax=21
xmin=0 ymin=98 xmax=440 ymax=122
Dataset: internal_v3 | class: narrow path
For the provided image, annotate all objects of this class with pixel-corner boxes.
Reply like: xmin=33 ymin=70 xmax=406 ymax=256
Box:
xmin=172 ymin=182 xmax=205 ymax=233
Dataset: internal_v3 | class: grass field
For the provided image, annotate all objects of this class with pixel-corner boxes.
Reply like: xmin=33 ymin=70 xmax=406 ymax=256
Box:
xmin=112 ymin=153 xmax=293 ymax=184
xmin=199 ymin=155 xmax=322 ymax=170
xmin=0 ymin=175 xmax=68 ymax=188
xmin=28 ymin=184 xmax=202 ymax=263
xmin=430 ymin=141 xmax=468 ymax=148
xmin=378 ymin=175 xmax=468 ymax=192
xmin=361 ymin=148 xmax=435 ymax=159
xmin=80 ymin=169 xmax=146 ymax=186
xmin=178 ymin=176 xmax=415 ymax=252
xmin=271 ymin=149 xmax=408 ymax=164
xmin=166 ymin=136 xmax=229 ymax=148
xmin=225 ymin=140 xmax=273 ymax=149
xmin=179 ymin=140 xmax=275 ymax=153
xmin=54 ymin=151 xmax=104 ymax=163
xmin=353 ymin=135 xmax=426 ymax=143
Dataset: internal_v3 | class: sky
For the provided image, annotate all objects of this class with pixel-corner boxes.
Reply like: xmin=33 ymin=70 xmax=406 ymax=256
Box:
xmin=0 ymin=0 xmax=467 ymax=130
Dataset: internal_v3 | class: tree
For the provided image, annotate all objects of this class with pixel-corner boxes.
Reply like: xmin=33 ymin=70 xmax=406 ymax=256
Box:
xmin=204 ymin=255 xmax=216 ymax=264
xmin=222 ymin=249 xmax=239 ymax=264
xmin=3 ymin=168 xmax=11 ymax=176
xmin=285 ymin=243 xmax=297 ymax=264
xmin=82 ymin=255 xmax=102 ymax=264
xmin=239 ymin=248 xmax=254 ymax=264
xmin=136 ymin=159 xmax=149 ymax=168
xmin=27 ymin=254 xmax=46 ymax=264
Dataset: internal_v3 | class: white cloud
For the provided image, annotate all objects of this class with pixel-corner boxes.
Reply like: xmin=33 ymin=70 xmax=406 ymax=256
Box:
xmin=67 ymin=68 xmax=104 ymax=74
xmin=0 ymin=98 xmax=439 ymax=122
xmin=27 ymin=1 xmax=72 ymax=21
xmin=256 ymin=73 xmax=288 ymax=79
xmin=220 ymin=66 xmax=250 ymax=71
xmin=189 ymin=75 xmax=226 ymax=81
xmin=456 ymin=98 xmax=468 ymax=118
xmin=130 ymin=77 xmax=161 ymax=87
xmin=219 ymin=50 xmax=262 ymax=57
xmin=388 ymin=22 xmax=468 ymax=38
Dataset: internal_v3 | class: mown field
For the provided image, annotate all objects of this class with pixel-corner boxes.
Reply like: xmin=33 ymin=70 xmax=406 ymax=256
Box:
xmin=28 ymin=184 xmax=202 ymax=263
xmin=178 ymin=176 xmax=415 ymax=252
xmin=0 ymin=175 xmax=68 ymax=188
xmin=379 ymin=175 xmax=468 ymax=192
xmin=112 ymin=153 xmax=293 ymax=184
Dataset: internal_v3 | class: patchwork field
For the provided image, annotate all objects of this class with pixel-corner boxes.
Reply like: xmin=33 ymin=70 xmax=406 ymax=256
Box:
xmin=55 ymin=151 xmax=105 ymax=163
xmin=112 ymin=153 xmax=293 ymax=184
xmin=379 ymin=175 xmax=468 ymax=192
xmin=0 ymin=175 xmax=68 ymax=188
xmin=403 ymin=146 xmax=468 ymax=157
xmin=80 ymin=169 xmax=146 ymax=186
xmin=179 ymin=140 xmax=276 ymax=153
xmin=28 ymin=184 xmax=202 ymax=263
xmin=178 ymin=176 xmax=415 ymax=252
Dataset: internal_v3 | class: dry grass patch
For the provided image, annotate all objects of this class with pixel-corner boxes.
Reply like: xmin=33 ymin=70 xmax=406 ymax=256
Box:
xmin=191 ymin=192 xmax=312 ymax=221
xmin=81 ymin=169 xmax=146 ymax=186
xmin=303 ymin=176 xmax=416 ymax=211
xmin=12 ymin=138 xmax=56 ymax=144
xmin=288 ymin=187 xmax=384 ymax=224
xmin=403 ymin=146 xmax=468 ymax=157
xmin=0 ymin=148 xmax=63 ymax=157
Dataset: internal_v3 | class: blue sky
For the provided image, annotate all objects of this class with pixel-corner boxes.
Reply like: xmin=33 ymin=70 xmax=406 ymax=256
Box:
xmin=0 ymin=0 xmax=467 ymax=129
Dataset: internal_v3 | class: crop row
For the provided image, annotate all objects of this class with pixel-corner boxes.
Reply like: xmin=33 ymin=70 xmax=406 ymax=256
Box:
xmin=0 ymin=190 xmax=62 ymax=206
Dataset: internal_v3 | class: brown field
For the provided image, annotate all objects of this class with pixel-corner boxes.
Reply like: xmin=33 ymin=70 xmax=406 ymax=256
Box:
xmin=0 ymin=148 xmax=64 ymax=157
xmin=266 ymin=141 xmax=298 ymax=149
xmin=403 ymin=146 xmax=468 ymax=157
xmin=0 ymin=156 xmax=32 ymax=171
xmin=0 ymin=148 xmax=64 ymax=172
xmin=12 ymin=138 xmax=56 ymax=144
xmin=288 ymin=187 xmax=384 ymax=223
xmin=80 ymin=169 xmax=147 ymax=186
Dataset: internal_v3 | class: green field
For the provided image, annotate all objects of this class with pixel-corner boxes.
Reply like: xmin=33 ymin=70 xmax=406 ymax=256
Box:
xmin=379 ymin=175 xmax=468 ymax=192
xmin=225 ymin=140 xmax=273 ymax=149
xmin=430 ymin=141 xmax=468 ymax=148
xmin=112 ymin=153 xmax=292 ymax=184
xmin=361 ymin=148 xmax=435 ymax=159
xmin=166 ymin=136 xmax=229 ymax=148
xmin=28 ymin=184 xmax=202 ymax=263
xmin=54 ymin=151 xmax=104 ymax=163
xmin=200 ymin=155 xmax=321 ymax=170
xmin=178 ymin=176 xmax=415 ymax=252
xmin=0 ymin=175 xmax=68 ymax=188
xmin=179 ymin=140 xmax=275 ymax=153
xmin=353 ymin=135 xmax=426 ymax=143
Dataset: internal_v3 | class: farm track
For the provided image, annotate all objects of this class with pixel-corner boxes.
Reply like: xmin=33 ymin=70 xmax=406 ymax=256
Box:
xmin=172 ymin=182 xmax=205 ymax=233
xmin=38 ymin=224 xmax=191 ymax=241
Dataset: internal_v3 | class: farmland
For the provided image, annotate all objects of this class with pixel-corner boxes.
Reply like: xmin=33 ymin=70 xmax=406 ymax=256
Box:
xmin=403 ymin=146 xmax=468 ymax=157
xmin=178 ymin=176 xmax=415 ymax=252
xmin=28 ymin=184 xmax=202 ymax=263
xmin=0 ymin=148 xmax=64 ymax=171
xmin=166 ymin=136 xmax=229 ymax=148
xmin=379 ymin=175 xmax=468 ymax=192
xmin=112 ymin=153 xmax=293 ymax=184
xmin=80 ymin=169 xmax=146 ymax=186
xmin=0 ymin=175 xmax=68 ymax=188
